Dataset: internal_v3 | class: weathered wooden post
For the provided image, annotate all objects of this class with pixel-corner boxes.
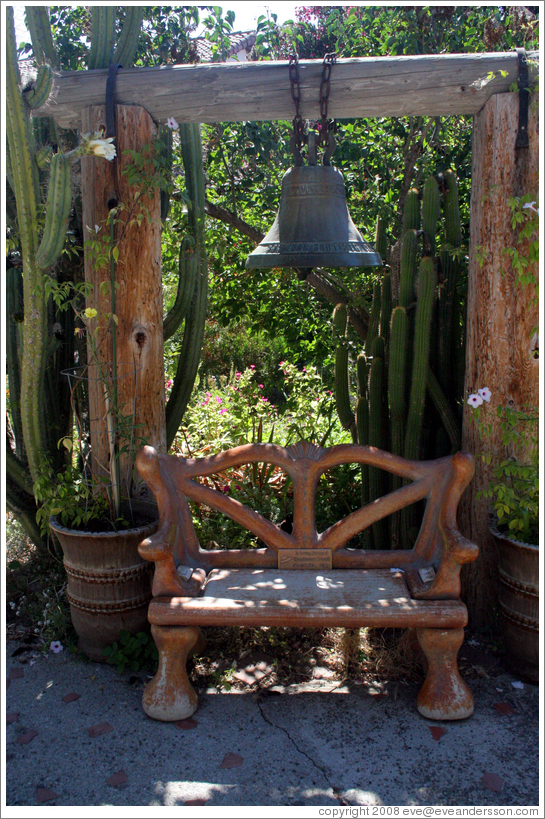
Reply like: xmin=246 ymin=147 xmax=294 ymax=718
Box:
xmin=461 ymin=90 xmax=539 ymax=628
xmin=81 ymin=104 xmax=166 ymax=497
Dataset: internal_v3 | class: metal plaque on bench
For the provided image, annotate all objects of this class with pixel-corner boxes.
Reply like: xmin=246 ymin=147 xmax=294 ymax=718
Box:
xmin=277 ymin=549 xmax=332 ymax=570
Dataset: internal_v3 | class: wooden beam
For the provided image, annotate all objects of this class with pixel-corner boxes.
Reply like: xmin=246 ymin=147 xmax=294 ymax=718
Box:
xmin=35 ymin=52 xmax=538 ymax=130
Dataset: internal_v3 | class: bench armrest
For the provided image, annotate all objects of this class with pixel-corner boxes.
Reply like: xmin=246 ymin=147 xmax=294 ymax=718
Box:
xmin=407 ymin=451 xmax=478 ymax=599
xmin=139 ymin=529 xmax=206 ymax=597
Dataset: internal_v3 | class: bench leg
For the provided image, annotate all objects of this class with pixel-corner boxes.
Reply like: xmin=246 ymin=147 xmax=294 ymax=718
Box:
xmin=143 ymin=624 xmax=201 ymax=721
xmin=416 ymin=627 xmax=474 ymax=721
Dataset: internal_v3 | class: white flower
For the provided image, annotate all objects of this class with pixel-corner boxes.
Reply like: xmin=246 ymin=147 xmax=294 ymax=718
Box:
xmin=95 ymin=224 xmax=100 ymax=233
xmin=523 ymin=202 xmax=538 ymax=215
xmin=166 ymin=116 xmax=179 ymax=130
xmin=478 ymin=387 xmax=491 ymax=402
xmin=50 ymin=640 xmax=63 ymax=654
xmin=79 ymin=132 xmax=116 ymax=161
xmin=88 ymin=138 xmax=116 ymax=160
xmin=467 ymin=393 xmax=483 ymax=408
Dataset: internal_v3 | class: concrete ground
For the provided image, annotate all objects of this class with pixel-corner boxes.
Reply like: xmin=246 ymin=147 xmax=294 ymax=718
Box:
xmin=4 ymin=635 xmax=542 ymax=812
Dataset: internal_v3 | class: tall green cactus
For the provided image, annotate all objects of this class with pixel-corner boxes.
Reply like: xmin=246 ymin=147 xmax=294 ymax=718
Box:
xmin=404 ymin=257 xmax=436 ymax=460
xmin=332 ymin=171 xmax=465 ymax=549
xmin=25 ymin=7 xmax=58 ymax=67
xmin=88 ymin=6 xmax=117 ymax=69
xmin=333 ymin=303 xmax=356 ymax=440
xmin=6 ymin=7 xmax=50 ymax=483
xmin=6 ymin=6 xmax=146 ymax=546
xmin=165 ymin=124 xmax=209 ymax=449
xmin=368 ymin=336 xmax=389 ymax=550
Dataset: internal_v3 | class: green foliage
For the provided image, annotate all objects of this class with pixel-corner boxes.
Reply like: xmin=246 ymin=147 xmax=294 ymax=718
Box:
xmin=177 ymin=360 xmax=356 ymax=552
xmin=470 ymin=402 xmax=538 ymax=545
xmin=33 ymin=464 xmax=109 ymax=535
xmin=177 ymin=362 xmax=346 ymax=456
xmin=292 ymin=6 xmax=539 ymax=57
xmin=503 ymin=195 xmax=539 ymax=302
xmin=102 ymin=630 xmax=158 ymax=674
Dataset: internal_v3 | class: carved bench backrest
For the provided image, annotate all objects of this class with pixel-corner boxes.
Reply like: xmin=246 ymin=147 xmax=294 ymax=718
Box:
xmin=137 ymin=441 xmax=475 ymax=591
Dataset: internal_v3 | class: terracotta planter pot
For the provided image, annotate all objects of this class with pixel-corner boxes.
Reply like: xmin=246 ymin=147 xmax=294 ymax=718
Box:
xmin=50 ymin=506 xmax=157 ymax=662
xmin=490 ymin=521 xmax=539 ymax=684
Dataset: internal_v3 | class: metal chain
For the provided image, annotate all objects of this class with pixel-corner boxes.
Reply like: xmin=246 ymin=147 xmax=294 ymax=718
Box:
xmin=289 ymin=54 xmax=306 ymax=152
xmin=288 ymin=52 xmax=337 ymax=158
xmin=319 ymin=52 xmax=336 ymax=147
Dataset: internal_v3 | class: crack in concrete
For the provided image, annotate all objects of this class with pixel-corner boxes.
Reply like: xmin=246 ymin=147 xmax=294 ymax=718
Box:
xmin=255 ymin=697 xmax=346 ymax=805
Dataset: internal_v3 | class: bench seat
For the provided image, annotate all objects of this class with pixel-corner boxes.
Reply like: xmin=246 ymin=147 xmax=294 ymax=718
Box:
xmin=149 ymin=568 xmax=468 ymax=629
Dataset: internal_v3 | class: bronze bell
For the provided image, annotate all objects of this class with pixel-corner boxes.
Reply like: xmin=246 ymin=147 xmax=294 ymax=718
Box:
xmin=245 ymin=163 xmax=382 ymax=272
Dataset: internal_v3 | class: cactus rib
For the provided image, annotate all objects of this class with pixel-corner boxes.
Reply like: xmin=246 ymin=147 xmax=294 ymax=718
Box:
xmin=404 ymin=257 xmax=436 ymax=462
xmin=6 ymin=7 xmax=48 ymax=482
xmin=398 ymin=229 xmax=418 ymax=309
xmin=36 ymin=153 xmax=71 ymax=269
xmin=25 ymin=7 xmax=58 ymax=67
xmin=375 ymin=215 xmax=387 ymax=261
xmin=421 ymin=176 xmax=440 ymax=256
xmin=364 ymin=281 xmax=381 ymax=357
xmin=165 ymin=124 xmax=209 ymax=449
xmin=163 ymin=237 xmax=197 ymax=341
xmin=402 ymin=188 xmax=420 ymax=233
xmin=368 ymin=336 xmax=388 ymax=550
xmin=24 ymin=63 xmax=53 ymax=110
xmin=35 ymin=145 xmax=53 ymax=170
xmin=88 ymin=6 xmax=116 ymax=70
xmin=333 ymin=304 xmax=356 ymax=438
xmin=113 ymin=6 xmax=144 ymax=66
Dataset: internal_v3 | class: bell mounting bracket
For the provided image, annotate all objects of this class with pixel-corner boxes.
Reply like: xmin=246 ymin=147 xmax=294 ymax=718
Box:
xmin=105 ymin=62 xmax=123 ymax=140
xmin=515 ymin=48 xmax=529 ymax=149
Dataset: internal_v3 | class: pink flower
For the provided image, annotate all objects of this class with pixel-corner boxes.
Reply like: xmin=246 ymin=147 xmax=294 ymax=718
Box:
xmin=166 ymin=379 xmax=173 ymax=389
xmin=250 ymin=364 xmax=255 ymax=369
xmin=216 ymin=396 xmax=222 ymax=404
xmin=236 ymin=372 xmax=242 ymax=379
xmin=258 ymin=384 xmax=263 ymax=389
xmin=219 ymin=408 xmax=227 ymax=414
xmin=467 ymin=394 xmax=483 ymax=408
xmin=478 ymin=387 xmax=491 ymax=402
xmin=50 ymin=641 xmax=63 ymax=654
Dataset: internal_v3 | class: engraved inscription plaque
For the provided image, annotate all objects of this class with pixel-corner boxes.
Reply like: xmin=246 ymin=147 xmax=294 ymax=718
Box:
xmin=278 ymin=549 xmax=333 ymax=570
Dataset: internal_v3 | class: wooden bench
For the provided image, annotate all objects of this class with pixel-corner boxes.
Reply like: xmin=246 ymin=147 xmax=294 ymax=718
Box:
xmin=136 ymin=440 xmax=478 ymax=723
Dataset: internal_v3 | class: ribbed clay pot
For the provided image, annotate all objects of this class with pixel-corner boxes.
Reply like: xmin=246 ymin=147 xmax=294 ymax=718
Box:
xmin=490 ymin=521 xmax=539 ymax=684
xmin=50 ymin=506 xmax=157 ymax=661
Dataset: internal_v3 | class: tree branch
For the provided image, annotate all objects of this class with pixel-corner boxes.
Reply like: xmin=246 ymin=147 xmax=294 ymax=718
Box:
xmin=204 ymin=200 xmax=370 ymax=339
xmin=204 ymin=199 xmax=264 ymax=244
